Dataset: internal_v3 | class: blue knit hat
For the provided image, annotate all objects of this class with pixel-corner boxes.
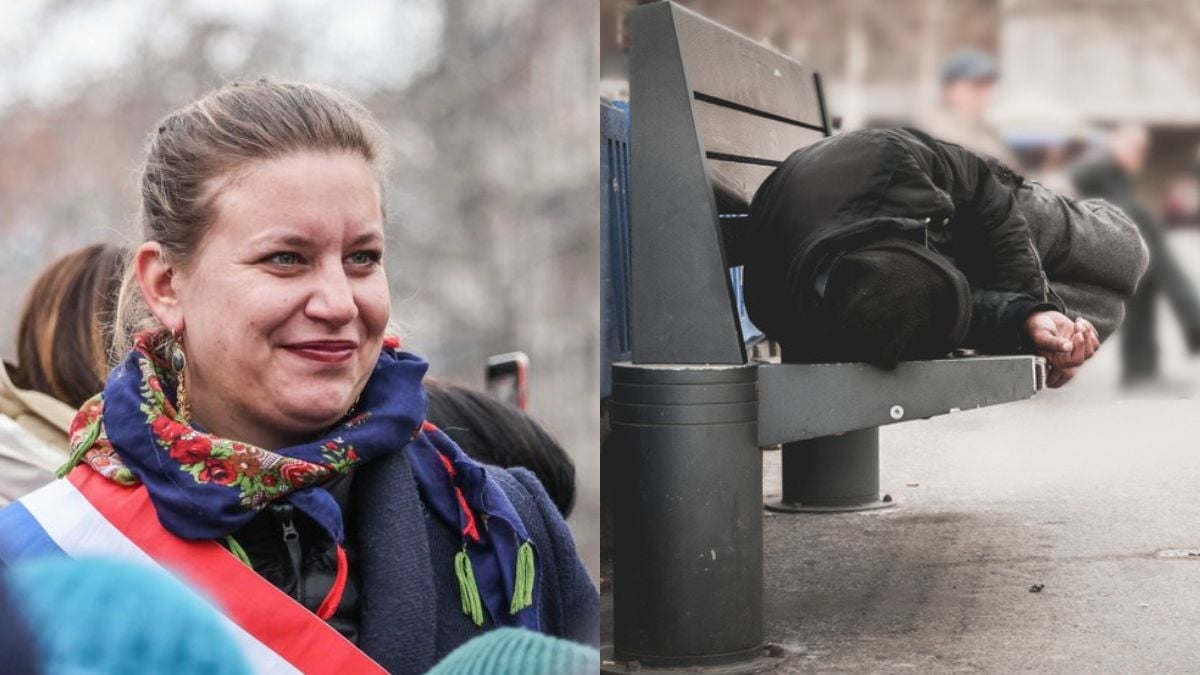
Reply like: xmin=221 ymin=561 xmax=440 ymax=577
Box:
xmin=427 ymin=627 xmax=598 ymax=675
xmin=4 ymin=557 xmax=250 ymax=675
xmin=0 ymin=574 xmax=40 ymax=675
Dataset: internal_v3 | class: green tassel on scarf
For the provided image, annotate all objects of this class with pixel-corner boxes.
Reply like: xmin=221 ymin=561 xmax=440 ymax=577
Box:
xmin=56 ymin=414 xmax=101 ymax=479
xmin=224 ymin=536 xmax=253 ymax=569
xmin=509 ymin=540 xmax=535 ymax=614
xmin=455 ymin=549 xmax=485 ymax=627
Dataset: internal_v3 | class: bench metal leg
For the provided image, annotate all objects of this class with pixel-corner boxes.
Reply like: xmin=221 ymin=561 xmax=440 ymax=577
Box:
xmin=605 ymin=362 xmax=784 ymax=673
xmin=766 ymin=427 xmax=896 ymax=513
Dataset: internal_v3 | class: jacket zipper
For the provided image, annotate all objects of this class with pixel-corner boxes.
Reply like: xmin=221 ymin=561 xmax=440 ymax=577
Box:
xmin=272 ymin=503 xmax=304 ymax=604
xmin=1024 ymin=235 xmax=1056 ymax=305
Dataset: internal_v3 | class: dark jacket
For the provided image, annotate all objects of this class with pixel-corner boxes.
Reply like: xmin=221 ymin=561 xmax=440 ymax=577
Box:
xmin=745 ymin=127 xmax=1060 ymax=358
xmin=234 ymin=451 xmax=599 ymax=675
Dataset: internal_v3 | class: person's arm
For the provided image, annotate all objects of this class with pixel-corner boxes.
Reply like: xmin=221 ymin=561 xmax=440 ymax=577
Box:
xmin=963 ymin=167 xmax=1049 ymax=301
xmin=926 ymin=137 xmax=1066 ymax=353
xmin=964 ymin=288 xmax=1058 ymax=354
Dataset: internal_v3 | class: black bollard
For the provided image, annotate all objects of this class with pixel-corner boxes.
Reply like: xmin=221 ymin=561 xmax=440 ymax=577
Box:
xmin=606 ymin=362 xmax=780 ymax=672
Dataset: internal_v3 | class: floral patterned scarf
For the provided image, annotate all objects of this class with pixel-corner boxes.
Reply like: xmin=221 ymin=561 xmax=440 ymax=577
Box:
xmin=63 ymin=332 xmax=540 ymax=630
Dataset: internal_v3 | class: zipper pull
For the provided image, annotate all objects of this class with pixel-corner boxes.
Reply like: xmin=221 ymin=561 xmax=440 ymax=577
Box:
xmin=281 ymin=519 xmax=300 ymax=545
xmin=271 ymin=503 xmax=304 ymax=602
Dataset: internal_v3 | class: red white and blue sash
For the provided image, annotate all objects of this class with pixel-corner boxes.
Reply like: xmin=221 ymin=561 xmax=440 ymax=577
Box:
xmin=0 ymin=467 xmax=386 ymax=675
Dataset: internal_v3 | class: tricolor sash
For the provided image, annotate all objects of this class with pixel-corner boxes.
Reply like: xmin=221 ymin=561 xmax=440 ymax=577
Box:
xmin=0 ymin=467 xmax=386 ymax=675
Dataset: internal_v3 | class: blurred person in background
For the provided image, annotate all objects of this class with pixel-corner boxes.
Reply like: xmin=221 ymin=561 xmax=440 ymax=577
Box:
xmin=1073 ymin=124 xmax=1200 ymax=387
xmin=13 ymin=244 xmax=127 ymax=409
xmin=0 ymin=567 xmax=40 ymax=675
xmin=1 ymin=243 xmax=126 ymax=505
xmin=921 ymin=48 xmax=1019 ymax=168
xmin=427 ymin=627 xmax=598 ymax=675
xmin=1162 ymin=174 xmax=1200 ymax=228
xmin=427 ymin=382 xmax=577 ymax=518
xmin=0 ymin=80 xmax=597 ymax=674
xmin=3 ymin=557 xmax=251 ymax=675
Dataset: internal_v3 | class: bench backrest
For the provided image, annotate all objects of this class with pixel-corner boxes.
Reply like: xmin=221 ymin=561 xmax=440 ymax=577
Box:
xmin=628 ymin=0 xmax=830 ymax=364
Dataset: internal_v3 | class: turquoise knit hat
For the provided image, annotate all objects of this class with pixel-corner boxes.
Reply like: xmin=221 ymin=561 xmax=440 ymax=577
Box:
xmin=427 ymin=627 xmax=598 ymax=675
xmin=5 ymin=557 xmax=251 ymax=675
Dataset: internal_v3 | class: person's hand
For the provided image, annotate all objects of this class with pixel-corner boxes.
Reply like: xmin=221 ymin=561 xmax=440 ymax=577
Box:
xmin=1025 ymin=310 xmax=1078 ymax=360
xmin=1026 ymin=312 xmax=1100 ymax=388
xmin=1045 ymin=316 xmax=1100 ymax=371
xmin=1065 ymin=317 xmax=1100 ymax=364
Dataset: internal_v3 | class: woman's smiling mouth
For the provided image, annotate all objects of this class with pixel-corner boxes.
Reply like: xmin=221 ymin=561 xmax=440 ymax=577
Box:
xmin=282 ymin=340 xmax=359 ymax=363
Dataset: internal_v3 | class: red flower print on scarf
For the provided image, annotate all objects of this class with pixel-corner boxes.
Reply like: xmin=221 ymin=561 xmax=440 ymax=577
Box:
xmin=199 ymin=457 xmax=237 ymax=485
xmin=280 ymin=461 xmax=320 ymax=488
xmin=152 ymin=415 xmax=189 ymax=443
xmin=169 ymin=435 xmax=213 ymax=464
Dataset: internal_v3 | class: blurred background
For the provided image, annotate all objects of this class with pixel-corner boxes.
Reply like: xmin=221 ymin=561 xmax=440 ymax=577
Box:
xmin=0 ymin=0 xmax=599 ymax=581
xmin=602 ymin=0 xmax=1200 ymax=393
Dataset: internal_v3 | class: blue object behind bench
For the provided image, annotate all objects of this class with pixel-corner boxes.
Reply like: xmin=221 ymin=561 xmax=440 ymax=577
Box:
xmin=600 ymin=100 xmax=762 ymax=398
xmin=601 ymin=100 xmax=632 ymax=397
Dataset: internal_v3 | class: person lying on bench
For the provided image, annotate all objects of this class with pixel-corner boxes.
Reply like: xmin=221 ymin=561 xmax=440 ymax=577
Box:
xmin=743 ymin=127 xmax=1148 ymax=388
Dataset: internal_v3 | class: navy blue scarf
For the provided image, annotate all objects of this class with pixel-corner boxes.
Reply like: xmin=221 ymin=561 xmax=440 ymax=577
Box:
xmin=65 ymin=333 xmax=540 ymax=630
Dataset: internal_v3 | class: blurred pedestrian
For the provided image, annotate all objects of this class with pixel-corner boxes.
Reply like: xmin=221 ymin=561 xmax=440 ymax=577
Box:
xmin=1073 ymin=124 xmax=1200 ymax=386
xmin=921 ymin=48 xmax=1019 ymax=167
xmin=13 ymin=243 xmax=126 ymax=408
xmin=427 ymin=382 xmax=577 ymax=518
xmin=1 ymin=243 xmax=126 ymax=505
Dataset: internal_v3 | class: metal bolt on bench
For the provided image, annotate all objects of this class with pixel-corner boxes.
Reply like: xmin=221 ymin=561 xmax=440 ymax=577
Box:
xmin=603 ymin=2 xmax=1044 ymax=672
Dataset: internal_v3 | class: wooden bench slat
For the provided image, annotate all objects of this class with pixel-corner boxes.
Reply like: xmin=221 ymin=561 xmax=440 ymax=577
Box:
xmin=694 ymin=98 xmax=826 ymax=166
xmin=707 ymin=158 xmax=775 ymax=215
xmin=675 ymin=7 xmax=825 ymax=131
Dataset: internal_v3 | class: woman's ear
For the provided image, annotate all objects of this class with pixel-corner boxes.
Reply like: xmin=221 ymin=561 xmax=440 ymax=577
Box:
xmin=134 ymin=242 xmax=184 ymax=333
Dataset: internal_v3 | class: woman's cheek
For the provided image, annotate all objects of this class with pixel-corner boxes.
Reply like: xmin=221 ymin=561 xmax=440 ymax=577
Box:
xmin=362 ymin=280 xmax=391 ymax=332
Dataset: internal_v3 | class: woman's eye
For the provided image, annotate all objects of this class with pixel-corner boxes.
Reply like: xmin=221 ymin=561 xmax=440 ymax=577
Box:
xmin=346 ymin=250 xmax=382 ymax=266
xmin=265 ymin=252 xmax=303 ymax=267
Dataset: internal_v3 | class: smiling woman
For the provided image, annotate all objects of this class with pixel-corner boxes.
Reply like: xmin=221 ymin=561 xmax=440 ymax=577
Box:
xmin=0 ymin=80 xmax=598 ymax=674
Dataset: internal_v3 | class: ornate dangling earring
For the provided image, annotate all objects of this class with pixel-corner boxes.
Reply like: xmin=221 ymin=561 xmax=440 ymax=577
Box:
xmin=169 ymin=330 xmax=191 ymax=421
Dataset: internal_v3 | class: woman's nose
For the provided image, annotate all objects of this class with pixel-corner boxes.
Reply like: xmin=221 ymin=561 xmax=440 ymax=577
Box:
xmin=305 ymin=264 xmax=359 ymax=325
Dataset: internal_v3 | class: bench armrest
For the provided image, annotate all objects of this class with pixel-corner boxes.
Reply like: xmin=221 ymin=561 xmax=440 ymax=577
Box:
xmin=758 ymin=355 xmax=1045 ymax=446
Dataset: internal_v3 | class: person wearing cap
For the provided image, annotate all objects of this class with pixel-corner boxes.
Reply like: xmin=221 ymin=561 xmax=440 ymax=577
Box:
xmin=921 ymin=48 xmax=1019 ymax=167
xmin=744 ymin=127 xmax=1109 ymax=388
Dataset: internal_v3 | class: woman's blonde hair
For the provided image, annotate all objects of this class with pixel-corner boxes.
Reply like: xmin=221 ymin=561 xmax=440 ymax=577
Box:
xmin=113 ymin=79 xmax=388 ymax=362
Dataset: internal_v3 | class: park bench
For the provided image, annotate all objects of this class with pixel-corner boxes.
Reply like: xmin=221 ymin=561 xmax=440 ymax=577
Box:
xmin=602 ymin=2 xmax=1047 ymax=672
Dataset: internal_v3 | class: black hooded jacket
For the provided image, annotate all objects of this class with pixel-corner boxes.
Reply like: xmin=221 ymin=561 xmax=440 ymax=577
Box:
xmin=744 ymin=127 xmax=1061 ymax=358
